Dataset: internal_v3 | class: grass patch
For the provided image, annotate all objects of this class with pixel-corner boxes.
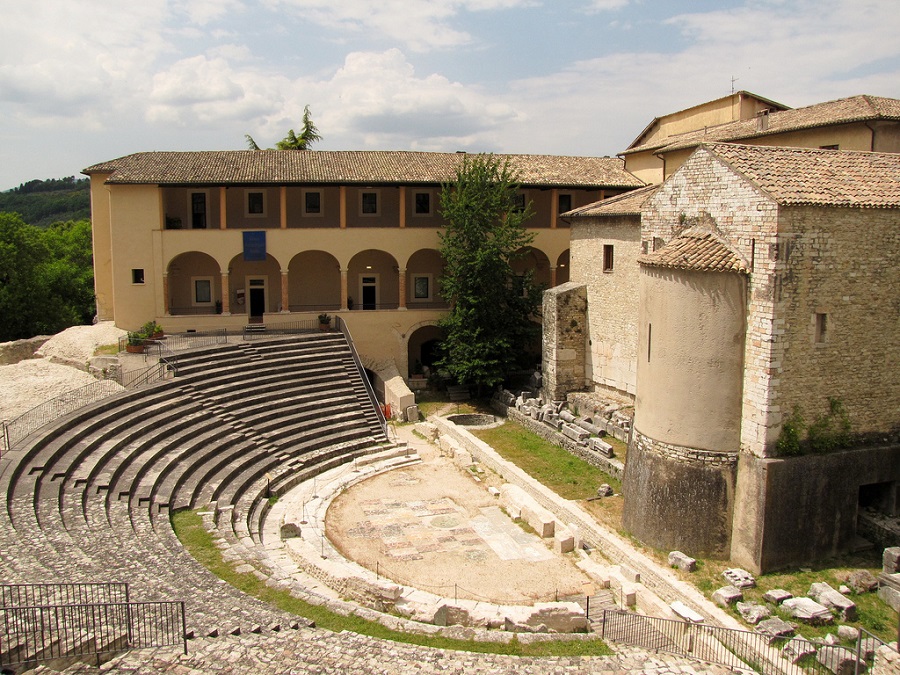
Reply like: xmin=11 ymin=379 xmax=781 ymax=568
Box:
xmin=472 ymin=420 xmax=619 ymax=500
xmin=93 ymin=343 xmax=120 ymax=356
xmin=171 ymin=509 xmax=613 ymax=657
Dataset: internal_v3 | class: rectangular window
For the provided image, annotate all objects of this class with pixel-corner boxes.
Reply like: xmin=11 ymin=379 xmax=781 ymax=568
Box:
xmin=512 ymin=192 xmax=526 ymax=213
xmin=412 ymin=274 xmax=432 ymax=301
xmin=132 ymin=269 xmax=145 ymax=284
xmin=360 ymin=190 xmax=379 ymax=215
xmin=413 ymin=191 xmax=432 ymax=216
xmin=245 ymin=190 xmax=266 ymax=216
xmin=819 ymin=144 xmax=839 ymax=150
xmin=190 ymin=192 xmax=207 ymax=229
xmin=815 ymin=313 xmax=827 ymax=344
xmin=603 ymin=244 xmax=614 ymax=272
xmin=193 ymin=277 xmax=213 ymax=305
xmin=303 ymin=190 xmax=322 ymax=215
xmin=558 ymin=193 xmax=572 ymax=214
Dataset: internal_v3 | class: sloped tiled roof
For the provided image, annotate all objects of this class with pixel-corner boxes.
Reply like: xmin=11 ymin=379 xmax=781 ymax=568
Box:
xmin=83 ymin=150 xmax=644 ymax=189
xmin=704 ymin=143 xmax=900 ymax=208
xmin=563 ymin=183 xmax=659 ymax=218
xmin=638 ymin=227 xmax=749 ymax=274
xmin=622 ymin=95 xmax=900 ymax=156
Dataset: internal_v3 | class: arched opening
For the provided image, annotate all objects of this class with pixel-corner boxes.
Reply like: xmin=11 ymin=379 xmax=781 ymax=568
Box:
xmin=288 ymin=250 xmax=341 ymax=312
xmin=512 ymin=246 xmax=552 ymax=289
xmin=407 ymin=325 xmax=444 ymax=379
xmin=167 ymin=252 xmax=221 ymax=315
xmin=348 ymin=250 xmax=399 ymax=310
xmin=228 ymin=252 xmax=282 ymax=322
xmin=405 ymin=249 xmax=446 ymax=309
xmin=556 ymin=250 xmax=571 ymax=286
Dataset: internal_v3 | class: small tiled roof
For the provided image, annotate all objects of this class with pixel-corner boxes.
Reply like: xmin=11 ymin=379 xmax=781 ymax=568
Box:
xmin=638 ymin=227 xmax=749 ymax=274
xmin=704 ymin=143 xmax=900 ymax=208
xmin=622 ymin=94 xmax=900 ymax=156
xmin=563 ymin=183 xmax=659 ymax=218
xmin=83 ymin=150 xmax=644 ymax=189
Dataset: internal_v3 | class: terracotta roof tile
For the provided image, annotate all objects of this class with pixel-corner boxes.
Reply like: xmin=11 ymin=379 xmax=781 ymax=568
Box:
xmin=622 ymin=94 xmax=900 ymax=155
xmin=83 ymin=150 xmax=643 ymax=189
xmin=563 ymin=183 xmax=659 ymax=218
xmin=704 ymin=143 xmax=900 ymax=208
xmin=639 ymin=227 xmax=749 ymax=274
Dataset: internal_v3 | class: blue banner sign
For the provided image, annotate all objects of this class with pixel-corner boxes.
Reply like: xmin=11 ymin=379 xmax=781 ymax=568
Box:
xmin=243 ymin=231 xmax=266 ymax=261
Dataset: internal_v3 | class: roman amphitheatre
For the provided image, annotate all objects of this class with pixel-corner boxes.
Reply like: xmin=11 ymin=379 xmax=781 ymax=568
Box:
xmin=0 ymin=324 xmax=891 ymax=674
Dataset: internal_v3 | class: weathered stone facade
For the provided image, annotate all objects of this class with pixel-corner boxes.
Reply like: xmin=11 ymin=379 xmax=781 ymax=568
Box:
xmin=541 ymin=282 xmax=587 ymax=401
xmin=569 ymin=216 xmax=641 ymax=397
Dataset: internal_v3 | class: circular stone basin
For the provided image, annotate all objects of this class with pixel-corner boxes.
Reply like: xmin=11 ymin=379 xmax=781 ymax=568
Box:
xmin=446 ymin=413 xmax=496 ymax=427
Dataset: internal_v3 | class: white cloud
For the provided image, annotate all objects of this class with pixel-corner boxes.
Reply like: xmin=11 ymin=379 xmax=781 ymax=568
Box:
xmin=582 ymin=0 xmax=631 ymax=12
xmin=261 ymin=0 xmax=534 ymax=52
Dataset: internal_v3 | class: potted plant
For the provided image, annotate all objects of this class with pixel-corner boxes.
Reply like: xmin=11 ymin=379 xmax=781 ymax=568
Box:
xmin=141 ymin=320 xmax=164 ymax=339
xmin=125 ymin=331 xmax=145 ymax=353
xmin=318 ymin=313 xmax=332 ymax=331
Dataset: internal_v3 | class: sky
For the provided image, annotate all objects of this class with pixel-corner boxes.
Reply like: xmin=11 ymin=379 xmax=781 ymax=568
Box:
xmin=1 ymin=0 xmax=899 ymax=191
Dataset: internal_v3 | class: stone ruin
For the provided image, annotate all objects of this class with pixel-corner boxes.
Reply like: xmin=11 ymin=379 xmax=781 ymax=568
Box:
xmin=491 ymin=381 xmax=630 ymax=479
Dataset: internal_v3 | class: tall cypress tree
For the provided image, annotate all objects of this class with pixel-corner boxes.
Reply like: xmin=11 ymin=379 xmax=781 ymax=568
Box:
xmin=437 ymin=154 xmax=542 ymax=393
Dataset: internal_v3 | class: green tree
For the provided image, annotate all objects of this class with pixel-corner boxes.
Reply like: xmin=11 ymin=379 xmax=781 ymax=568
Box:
xmin=0 ymin=213 xmax=94 ymax=340
xmin=437 ymin=154 xmax=542 ymax=392
xmin=245 ymin=105 xmax=322 ymax=151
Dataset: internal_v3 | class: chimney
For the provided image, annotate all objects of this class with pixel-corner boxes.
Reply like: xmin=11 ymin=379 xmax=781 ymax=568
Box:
xmin=757 ymin=109 xmax=769 ymax=131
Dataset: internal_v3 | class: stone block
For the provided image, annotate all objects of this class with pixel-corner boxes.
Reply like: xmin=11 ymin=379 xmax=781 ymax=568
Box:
xmin=817 ymin=646 xmax=864 ymax=675
xmin=561 ymin=422 xmax=590 ymax=443
xmin=723 ymin=568 xmax=756 ymax=589
xmin=712 ymin=586 xmax=743 ymax=607
xmin=280 ymin=522 xmax=302 ymax=539
xmin=883 ymin=547 xmax=900 ymax=574
xmin=668 ymin=550 xmax=696 ymax=572
xmin=559 ymin=410 xmax=577 ymax=423
xmin=619 ymin=565 xmax=640 ymax=583
xmin=553 ymin=526 xmax=575 ymax=554
xmin=783 ymin=597 xmax=833 ymax=624
xmin=596 ymin=484 xmax=614 ymax=497
xmin=763 ymin=588 xmax=793 ymax=604
xmin=809 ymin=582 xmax=857 ymax=621
xmin=736 ymin=601 xmax=770 ymax=625
xmin=404 ymin=405 xmax=420 ymax=422
xmin=836 ymin=625 xmax=859 ymax=642
xmin=878 ymin=584 xmax=900 ymax=612
xmin=669 ymin=601 xmax=703 ymax=623
xmin=588 ymin=437 xmax=614 ymax=457
xmin=781 ymin=636 xmax=815 ymax=663
xmin=756 ymin=617 xmax=795 ymax=644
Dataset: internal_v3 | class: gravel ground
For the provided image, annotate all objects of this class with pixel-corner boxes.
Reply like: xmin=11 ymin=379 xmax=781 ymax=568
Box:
xmin=0 ymin=323 xmax=126 ymax=421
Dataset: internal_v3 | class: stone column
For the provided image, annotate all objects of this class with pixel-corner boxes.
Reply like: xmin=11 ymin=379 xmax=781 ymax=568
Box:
xmin=398 ymin=268 xmax=407 ymax=309
xmin=280 ymin=186 xmax=287 ymax=229
xmin=280 ymin=270 xmax=290 ymax=313
xmin=399 ymin=186 xmax=406 ymax=228
xmin=341 ymin=268 xmax=349 ymax=310
xmin=339 ymin=187 xmax=347 ymax=229
xmin=221 ymin=272 xmax=231 ymax=315
xmin=550 ymin=266 xmax=558 ymax=288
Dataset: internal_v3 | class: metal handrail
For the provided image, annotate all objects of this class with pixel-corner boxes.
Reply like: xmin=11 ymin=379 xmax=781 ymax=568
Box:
xmin=336 ymin=315 xmax=388 ymax=437
xmin=0 ymin=583 xmax=129 ymax=608
xmin=598 ymin=608 xmax=892 ymax=675
xmin=0 ymin=600 xmax=186 ymax=670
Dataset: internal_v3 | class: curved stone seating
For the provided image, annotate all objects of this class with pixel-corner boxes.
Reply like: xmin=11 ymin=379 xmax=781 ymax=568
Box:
xmin=0 ymin=333 xmax=388 ymax=639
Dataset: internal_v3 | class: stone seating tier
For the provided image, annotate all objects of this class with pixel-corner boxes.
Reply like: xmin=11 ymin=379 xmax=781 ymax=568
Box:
xmin=0 ymin=333 xmax=387 ymax=639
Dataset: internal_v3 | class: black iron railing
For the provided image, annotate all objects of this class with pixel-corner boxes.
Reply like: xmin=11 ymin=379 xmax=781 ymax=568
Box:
xmin=599 ymin=609 xmax=895 ymax=675
xmin=242 ymin=318 xmax=320 ymax=340
xmin=337 ymin=316 xmax=388 ymax=438
xmin=0 ymin=584 xmax=186 ymax=671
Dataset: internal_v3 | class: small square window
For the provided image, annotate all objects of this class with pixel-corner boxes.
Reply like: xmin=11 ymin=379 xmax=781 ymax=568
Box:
xmin=304 ymin=190 xmax=321 ymax=215
xmin=603 ymin=244 xmax=614 ymax=272
xmin=246 ymin=190 xmax=266 ymax=216
xmin=132 ymin=269 xmax=145 ymax=284
xmin=414 ymin=192 xmax=431 ymax=215
xmin=361 ymin=191 xmax=379 ymax=215
xmin=558 ymin=194 xmax=572 ymax=214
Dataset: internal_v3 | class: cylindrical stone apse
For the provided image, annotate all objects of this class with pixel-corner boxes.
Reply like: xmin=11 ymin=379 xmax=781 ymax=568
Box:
xmin=623 ymin=262 xmax=747 ymax=558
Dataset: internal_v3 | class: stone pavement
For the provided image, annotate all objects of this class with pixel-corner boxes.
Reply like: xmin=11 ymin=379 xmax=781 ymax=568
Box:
xmin=34 ymin=630 xmax=732 ymax=674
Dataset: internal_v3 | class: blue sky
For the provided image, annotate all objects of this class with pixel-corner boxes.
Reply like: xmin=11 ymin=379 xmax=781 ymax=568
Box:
xmin=1 ymin=0 xmax=899 ymax=190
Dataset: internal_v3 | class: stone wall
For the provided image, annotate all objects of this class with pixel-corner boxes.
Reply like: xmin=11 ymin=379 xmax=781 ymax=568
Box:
xmin=642 ymin=147 xmax=779 ymax=457
xmin=0 ymin=336 xmax=51 ymax=365
xmin=569 ymin=216 xmax=641 ymax=398
xmin=730 ymin=445 xmax=900 ymax=573
xmin=622 ymin=429 xmax=738 ymax=558
xmin=541 ymin=282 xmax=587 ymax=401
